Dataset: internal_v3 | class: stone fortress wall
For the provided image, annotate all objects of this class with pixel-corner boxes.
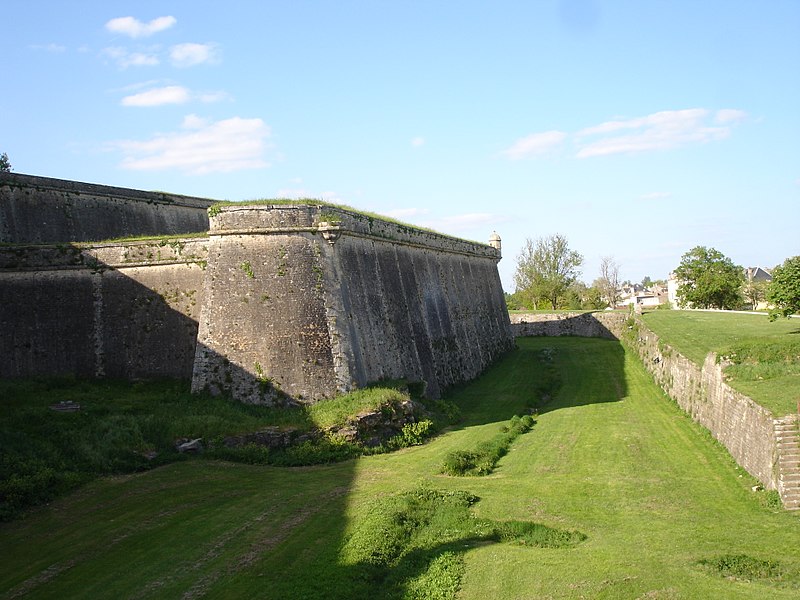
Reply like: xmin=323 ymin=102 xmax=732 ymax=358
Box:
xmin=0 ymin=173 xmax=213 ymax=244
xmin=192 ymin=204 xmax=514 ymax=403
xmin=1 ymin=173 xmax=513 ymax=403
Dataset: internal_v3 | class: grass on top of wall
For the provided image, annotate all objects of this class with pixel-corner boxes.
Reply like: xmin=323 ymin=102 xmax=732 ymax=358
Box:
xmin=207 ymin=199 xmax=486 ymax=244
xmin=642 ymin=310 xmax=800 ymax=416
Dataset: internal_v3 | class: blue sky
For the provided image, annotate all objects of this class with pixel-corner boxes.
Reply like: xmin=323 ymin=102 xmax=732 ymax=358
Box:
xmin=2 ymin=1 xmax=798 ymax=291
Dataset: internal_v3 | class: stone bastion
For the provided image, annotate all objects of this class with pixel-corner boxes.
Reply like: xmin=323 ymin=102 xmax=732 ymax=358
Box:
xmin=1 ymin=173 xmax=514 ymax=404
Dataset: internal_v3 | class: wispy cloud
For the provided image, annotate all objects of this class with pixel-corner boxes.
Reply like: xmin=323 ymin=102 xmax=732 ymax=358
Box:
xmin=114 ymin=115 xmax=272 ymax=175
xmin=715 ymin=109 xmax=747 ymax=124
xmin=170 ymin=43 xmax=219 ymax=67
xmin=120 ymin=85 xmax=230 ymax=107
xmin=103 ymin=46 xmax=159 ymax=68
xmin=105 ymin=16 xmax=176 ymax=39
xmin=121 ymin=85 xmax=189 ymax=106
xmin=30 ymin=43 xmax=66 ymax=53
xmin=501 ymin=131 xmax=567 ymax=160
xmin=503 ymin=109 xmax=746 ymax=160
xmin=411 ymin=136 xmax=425 ymax=147
xmin=575 ymin=109 xmax=739 ymax=158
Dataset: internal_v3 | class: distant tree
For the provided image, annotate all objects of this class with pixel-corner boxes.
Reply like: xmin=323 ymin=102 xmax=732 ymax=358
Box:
xmin=564 ymin=280 xmax=586 ymax=310
xmin=583 ymin=284 xmax=607 ymax=310
xmin=742 ymin=278 xmax=768 ymax=311
xmin=514 ymin=233 xmax=583 ymax=310
xmin=674 ymin=246 xmax=744 ymax=310
xmin=597 ymin=256 xmax=621 ymax=307
xmin=0 ymin=152 xmax=10 ymax=172
xmin=767 ymin=256 xmax=800 ymax=321
xmin=641 ymin=275 xmax=652 ymax=288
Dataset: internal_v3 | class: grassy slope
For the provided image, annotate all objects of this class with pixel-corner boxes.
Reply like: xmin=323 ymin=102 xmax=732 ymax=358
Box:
xmin=642 ymin=310 xmax=800 ymax=415
xmin=2 ymin=337 xmax=799 ymax=599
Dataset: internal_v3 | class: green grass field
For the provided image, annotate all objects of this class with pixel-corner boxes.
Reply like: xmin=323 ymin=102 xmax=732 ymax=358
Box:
xmin=2 ymin=337 xmax=799 ymax=599
xmin=642 ymin=310 xmax=800 ymax=416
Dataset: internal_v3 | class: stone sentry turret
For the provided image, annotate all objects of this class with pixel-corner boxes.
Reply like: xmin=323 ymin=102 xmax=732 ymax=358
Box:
xmin=191 ymin=203 xmax=513 ymax=404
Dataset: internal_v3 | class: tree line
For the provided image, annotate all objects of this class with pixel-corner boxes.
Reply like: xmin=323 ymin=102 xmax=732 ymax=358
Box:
xmin=509 ymin=234 xmax=800 ymax=321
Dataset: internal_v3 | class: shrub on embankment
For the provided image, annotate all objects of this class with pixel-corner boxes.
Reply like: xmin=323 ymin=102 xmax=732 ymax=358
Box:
xmin=0 ymin=378 xmax=452 ymax=521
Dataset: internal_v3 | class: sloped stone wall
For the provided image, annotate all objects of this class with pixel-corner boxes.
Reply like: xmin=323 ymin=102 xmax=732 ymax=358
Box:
xmin=0 ymin=239 xmax=208 ymax=379
xmin=510 ymin=311 xmax=623 ymax=338
xmin=192 ymin=204 xmax=513 ymax=403
xmin=630 ymin=325 xmax=778 ymax=490
xmin=0 ymin=173 xmax=213 ymax=244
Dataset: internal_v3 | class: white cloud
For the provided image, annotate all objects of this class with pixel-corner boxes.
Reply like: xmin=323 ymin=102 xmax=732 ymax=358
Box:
xmin=121 ymin=85 xmax=190 ymax=106
xmin=170 ymin=43 xmax=219 ymax=67
xmin=106 ymin=16 xmax=176 ymax=39
xmin=120 ymin=85 xmax=231 ymax=107
xmin=501 ymin=131 xmax=567 ymax=160
xmin=30 ymin=43 xmax=66 ymax=53
xmin=575 ymin=109 xmax=737 ymax=158
xmin=103 ymin=46 xmax=159 ymax=68
xmin=506 ymin=109 xmax=746 ymax=161
xmin=411 ymin=136 xmax=425 ymax=147
xmin=715 ymin=109 xmax=748 ymax=124
xmin=114 ymin=115 xmax=272 ymax=175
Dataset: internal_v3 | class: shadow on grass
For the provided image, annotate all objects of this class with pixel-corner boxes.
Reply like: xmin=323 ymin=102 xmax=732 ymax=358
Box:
xmin=2 ymin=249 xmax=603 ymax=598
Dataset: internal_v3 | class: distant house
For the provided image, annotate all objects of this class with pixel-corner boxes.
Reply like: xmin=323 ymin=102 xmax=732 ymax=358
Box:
xmin=745 ymin=266 xmax=772 ymax=283
xmin=619 ymin=283 xmax=669 ymax=308
xmin=744 ymin=266 xmax=773 ymax=310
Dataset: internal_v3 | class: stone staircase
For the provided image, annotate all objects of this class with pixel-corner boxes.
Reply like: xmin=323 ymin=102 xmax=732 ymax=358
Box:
xmin=774 ymin=415 xmax=800 ymax=510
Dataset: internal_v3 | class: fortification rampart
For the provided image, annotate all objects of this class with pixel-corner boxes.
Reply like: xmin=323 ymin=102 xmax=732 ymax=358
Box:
xmin=512 ymin=311 xmax=787 ymax=501
xmin=2 ymin=175 xmax=513 ymax=405
xmin=192 ymin=204 xmax=514 ymax=403
xmin=0 ymin=172 xmax=213 ymax=244
xmin=510 ymin=311 xmax=623 ymax=339
xmin=0 ymin=239 xmax=208 ymax=380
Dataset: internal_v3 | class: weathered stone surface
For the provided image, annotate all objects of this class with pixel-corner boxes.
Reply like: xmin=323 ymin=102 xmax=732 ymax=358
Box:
xmin=0 ymin=173 xmax=212 ymax=244
xmin=510 ymin=311 xmax=622 ymax=338
xmin=2 ymin=177 xmax=513 ymax=409
xmin=192 ymin=204 xmax=513 ymax=404
xmin=0 ymin=240 xmax=207 ymax=379
xmin=329 ymin=399 xmax=427 ymax=446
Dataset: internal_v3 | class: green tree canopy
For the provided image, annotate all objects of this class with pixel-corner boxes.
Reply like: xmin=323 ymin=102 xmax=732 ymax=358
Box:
xmin=767 ymin=256 xmax=800 ymax=321
xmin=0 ymin=152 xmax=10 ymax=172
xmin=674 ymin=246 xmax=743 ymax=310
xmin=514 ymin=233 xmax=583 ymax=310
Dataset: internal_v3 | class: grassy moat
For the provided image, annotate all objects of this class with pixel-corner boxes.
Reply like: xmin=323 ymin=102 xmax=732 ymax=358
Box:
xmin=2 ymin=319 xmax=800 ymax=598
